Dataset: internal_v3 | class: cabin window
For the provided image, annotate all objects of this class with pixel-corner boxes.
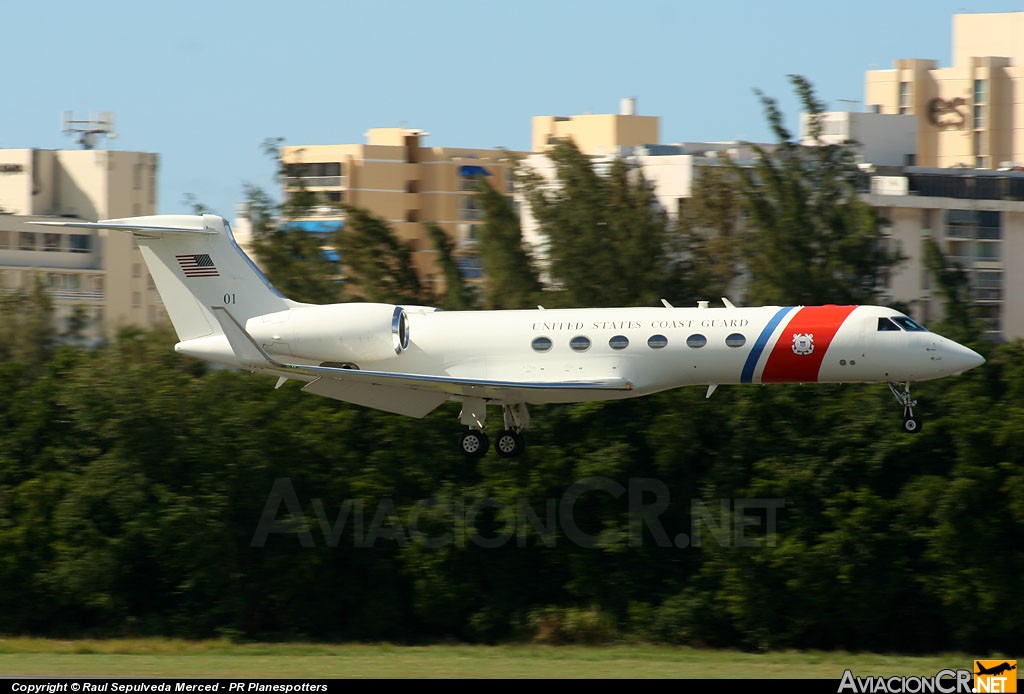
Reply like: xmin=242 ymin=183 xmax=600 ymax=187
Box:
xmin=725 ymin=333 xmax=746 ymax=348
xmin=647 ymin=334 xmax=668 ymax=349
xmin=570 ymin=336 xmax=592 ymax=352
xmin=892 ymin=316 xmax=928 ymax=332
xmin=608 ymin=335 xmax=629 ymax=350
xmin=531 ymin=336 xmax=552 ymax=352
xmin=686 ymin=334 xmax=707 ymax=349
xmin=877 ymin=317 xmax=901 ymax=331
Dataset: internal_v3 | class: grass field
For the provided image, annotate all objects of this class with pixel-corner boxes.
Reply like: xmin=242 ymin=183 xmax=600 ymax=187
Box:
xmin=0 ymin=638 xmax=985 ymax=678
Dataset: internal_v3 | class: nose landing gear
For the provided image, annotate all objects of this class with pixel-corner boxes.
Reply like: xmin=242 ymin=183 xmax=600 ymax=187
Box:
xmin=888 ymin=382 xmax=921 ymax=434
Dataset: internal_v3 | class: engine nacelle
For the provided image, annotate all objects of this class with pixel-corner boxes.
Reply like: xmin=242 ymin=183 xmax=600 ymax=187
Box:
xmin=247 ymin=303 xmax=412 ymax=365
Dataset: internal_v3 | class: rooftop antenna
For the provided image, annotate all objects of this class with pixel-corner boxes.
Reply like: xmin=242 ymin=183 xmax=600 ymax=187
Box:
xmin=62 ymin=111 xmax=117 ymax=149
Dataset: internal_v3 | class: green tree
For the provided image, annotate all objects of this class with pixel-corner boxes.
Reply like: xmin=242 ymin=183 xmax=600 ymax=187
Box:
xmin=732 ymin=75 xmax=894 ymax=305
xmin=677 ymin=165 xmax=744 ymax=300
xmin=425 ymin=222 xmax=476 ymax=310
xmin=923 ymin=237 xmax=976 ymax=340
xmin=0 ymin=274 xmax=56 ymax=366
xmin=518 ymin=139 xmax=677 ymax=307
xmin=476 ymin=180 xmax=542 ymax=309
xmin=338 ymin=205 xmax=423 ymax=304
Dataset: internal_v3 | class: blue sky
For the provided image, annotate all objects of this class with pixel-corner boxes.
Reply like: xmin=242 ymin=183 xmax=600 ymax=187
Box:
xmin=3 ymin=0 xmax=1021 ymax=218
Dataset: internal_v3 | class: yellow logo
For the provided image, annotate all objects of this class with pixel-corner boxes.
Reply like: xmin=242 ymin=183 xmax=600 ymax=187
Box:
xmin=975 ymin=660 xmax=1017 ymax=693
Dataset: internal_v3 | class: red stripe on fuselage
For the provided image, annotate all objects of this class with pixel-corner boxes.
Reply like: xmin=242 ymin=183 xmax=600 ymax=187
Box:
xmin=760 ymin=305 xmax=857 ymax=383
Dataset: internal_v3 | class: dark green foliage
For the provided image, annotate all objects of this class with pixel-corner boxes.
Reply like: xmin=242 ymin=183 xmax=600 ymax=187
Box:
xmin=338 ymin=205 xmax=424 ymax=305
xmin=251 ymin=229 xmax=343 ymax=305
xmin=476 ymin=181 xmax=542 ymax=310
xmin=425 ymin=222 xmax=477 ymax=311
xmin=517 ymin=140 xmax=680 ymax=307
xmin=677 ymin=166 xmax=744 ymax=301
xmin=731 ymin=75 xmax=895 ymax=306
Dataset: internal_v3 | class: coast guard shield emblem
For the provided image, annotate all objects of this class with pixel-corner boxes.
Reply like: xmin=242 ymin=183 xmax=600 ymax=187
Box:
xmin=791 ymin=333 xmax=814 ymax=356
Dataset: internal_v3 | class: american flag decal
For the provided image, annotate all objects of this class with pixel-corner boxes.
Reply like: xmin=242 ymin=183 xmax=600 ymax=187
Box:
xmin=176 ymin=253 xmax=219 ymax=278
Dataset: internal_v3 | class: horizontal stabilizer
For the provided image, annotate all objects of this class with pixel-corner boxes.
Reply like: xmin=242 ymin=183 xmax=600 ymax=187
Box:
xmin=30 ymin=219 xmax=216 ymax=235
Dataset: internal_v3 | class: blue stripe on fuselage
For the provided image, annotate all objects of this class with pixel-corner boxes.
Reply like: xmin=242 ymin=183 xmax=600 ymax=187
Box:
xmin=740 ymin=306 xmax=794 ymax=384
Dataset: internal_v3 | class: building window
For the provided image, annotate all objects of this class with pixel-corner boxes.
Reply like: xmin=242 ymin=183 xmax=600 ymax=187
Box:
xmin=0 ymin=230 xmax=9 ymax=249
xmin=407 ymin=180 xmax=419 ymax=194
xmin=132 ymin=263 xmax=142 ymax=279
xmin=147 ymin=274 xmax=156 ymax=290
xmin=132 ymin=292 xmax=141 ymax=309
xmin=973 ymin=105 xmax=984 ymax=130
xmin=90 ymin=275 xmax=104 ymax=293
xmin=973 ymin=79 xmax=986 ymax=104
xmin=325 ymin=191 xmax=343 ymax=203
xmin=898 ymin=81 xmax=911 ymax=114
xmin=608 ymin=335 xmax=629 ymax=350
xmin=532 ymin=336 xmax=553 ymax=352
xmin=647 ymin=334 xmax=669 ymax=349
xmin=18 ymin=232 xmax=36 ymax=251
xmin=456 ymin=254 xmax=484 ymax=279
xmin=971 ymin=270 xmax=1003 ymax=302
xmin=42 ymin=233 xmax=61 ymax=252
xmin=458 ymin=195 xmax=483 ymax=221
xmin=406 ymin=209 xmax=419 ymax=223
xmin=69 ymin=234 xmax=91 ymax=253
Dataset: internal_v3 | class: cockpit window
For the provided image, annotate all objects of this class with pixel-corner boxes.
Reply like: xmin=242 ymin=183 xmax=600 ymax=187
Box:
xmin=892 ymin=316 xmax=928 ymax=332
xmin=877 ymin=317 xmax=901 ymax=332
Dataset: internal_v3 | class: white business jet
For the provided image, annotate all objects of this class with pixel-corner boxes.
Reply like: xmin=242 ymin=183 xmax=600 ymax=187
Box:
xmin=33 ymin=214 xmax=985 ymax=458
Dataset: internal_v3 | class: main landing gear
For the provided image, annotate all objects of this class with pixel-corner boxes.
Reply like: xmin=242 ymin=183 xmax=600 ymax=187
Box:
xmin=888 ymin=382 xmax=921 ymax=434
xmin=457 ymin=400 xmax=528 ymax=458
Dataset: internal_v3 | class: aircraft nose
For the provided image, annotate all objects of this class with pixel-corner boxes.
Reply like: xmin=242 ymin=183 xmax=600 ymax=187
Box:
xmin=943 ymin=340 xmax=986 ymax=374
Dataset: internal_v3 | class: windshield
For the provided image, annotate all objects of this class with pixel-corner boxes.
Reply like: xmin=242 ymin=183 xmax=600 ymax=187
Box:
xmin=892 ymin=316 xmax=928 ymax=332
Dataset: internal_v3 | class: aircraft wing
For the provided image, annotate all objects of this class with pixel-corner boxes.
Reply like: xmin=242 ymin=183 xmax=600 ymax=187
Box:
xmin=210 ymin=307 xmax=632 ymax=417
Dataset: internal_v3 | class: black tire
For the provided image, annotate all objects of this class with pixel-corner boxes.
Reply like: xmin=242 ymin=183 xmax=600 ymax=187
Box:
xmin=459 ymin=430 xmax=490 ymax=457
xmin=495 ymin=429 xmax=525 ymax=458
xmin=902 ymin=416 xmax=922 ymax=434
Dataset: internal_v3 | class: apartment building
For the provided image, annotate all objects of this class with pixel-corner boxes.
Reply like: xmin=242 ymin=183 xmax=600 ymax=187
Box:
xmin=0 ymin=148 xmax=166 ymax=339
xmin=279 ymin=129 xmax=519 ymax=291
xmin=865 ymin=11 xmax=1024 ymax=169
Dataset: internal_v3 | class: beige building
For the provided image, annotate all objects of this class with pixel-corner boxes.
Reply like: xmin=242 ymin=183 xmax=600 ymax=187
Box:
xmin=0 ymin=148 xmax=166 ymax=340
xmin=531 ymin=97 xmax=659 ymax=155
xmin=865 ymin=12 xmax=1024 ymax=169
xmin=280 ymin=129 xmax=519 ymax=290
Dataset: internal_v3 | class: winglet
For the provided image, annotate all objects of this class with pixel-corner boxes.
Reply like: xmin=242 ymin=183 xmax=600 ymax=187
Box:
xmin=721 ymin=297 xmax=736 ymax=309
xmin=661 ymin=299 xmax=673 ymax=308
xmin=209 ymin=306 xmax=285 ymax=369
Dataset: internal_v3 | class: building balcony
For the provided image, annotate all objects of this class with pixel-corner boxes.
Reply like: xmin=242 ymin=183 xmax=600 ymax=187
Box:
xmin=284 ymin=175 xmax=347 ymax=189
xmin=47 ymin=289 xmax=104 ymax=302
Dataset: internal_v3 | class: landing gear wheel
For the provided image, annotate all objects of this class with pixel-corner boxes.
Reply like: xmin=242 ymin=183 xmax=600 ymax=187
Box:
xmin=459 ymin=430 xmax=489 ymax=458
xmin=495 ymin=429 xmax=525 ymax=458
xmin=888 ymin=382 xmax=922 ymax=435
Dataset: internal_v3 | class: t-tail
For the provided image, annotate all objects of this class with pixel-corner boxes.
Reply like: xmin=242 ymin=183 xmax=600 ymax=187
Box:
xmin=32 ymin=214 xmax=301 ymax=362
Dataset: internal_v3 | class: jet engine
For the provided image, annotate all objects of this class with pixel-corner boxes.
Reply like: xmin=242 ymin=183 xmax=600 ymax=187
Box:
xmin=247 ymin=303 xmax=412 ymax=365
